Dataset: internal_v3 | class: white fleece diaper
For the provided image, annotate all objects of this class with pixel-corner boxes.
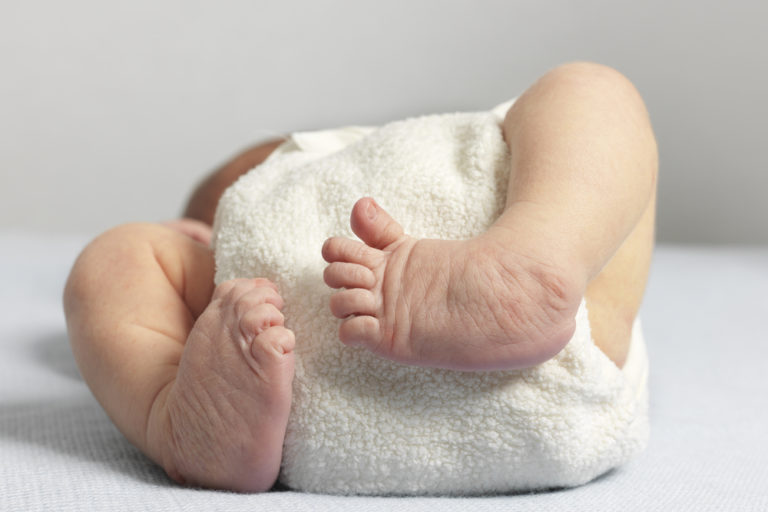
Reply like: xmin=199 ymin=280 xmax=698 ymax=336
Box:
xmin=212 ymin=103 xmax=649 ymax=495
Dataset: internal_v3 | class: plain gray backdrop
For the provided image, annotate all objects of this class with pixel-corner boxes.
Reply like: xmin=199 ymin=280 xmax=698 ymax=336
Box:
xmin=2 ymin=0 xmax=766 ymax=244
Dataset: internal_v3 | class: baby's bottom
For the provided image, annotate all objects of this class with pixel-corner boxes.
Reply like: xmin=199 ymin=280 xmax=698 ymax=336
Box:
xmin=64 ymin=224 xmax=295 ymax=491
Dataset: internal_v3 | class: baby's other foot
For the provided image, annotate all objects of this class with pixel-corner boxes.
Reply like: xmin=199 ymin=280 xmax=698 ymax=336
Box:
xmin=322 ymin=198 xmax=582 ymax=371
xmin=158 ymin=278 xmax=294 ymax=491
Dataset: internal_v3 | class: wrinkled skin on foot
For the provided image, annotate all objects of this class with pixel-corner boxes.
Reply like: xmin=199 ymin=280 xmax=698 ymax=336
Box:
xmin=148 ymin=278 xmax=295 ymax=492
xmin=323 ymin=198 xmax=583 ymax=371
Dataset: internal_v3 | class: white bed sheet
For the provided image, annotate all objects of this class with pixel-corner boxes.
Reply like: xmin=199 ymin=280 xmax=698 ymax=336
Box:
xmin=1 ymin=231 xmax=767 ymax=511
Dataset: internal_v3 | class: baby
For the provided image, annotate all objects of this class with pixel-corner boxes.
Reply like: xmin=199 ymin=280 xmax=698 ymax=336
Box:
xmin=63 ymin=62 xmax=657 ymax=492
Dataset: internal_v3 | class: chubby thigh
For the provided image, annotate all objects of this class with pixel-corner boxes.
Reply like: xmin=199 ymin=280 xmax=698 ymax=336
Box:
xmin=64 ymin=223 xmax=215 ymax=458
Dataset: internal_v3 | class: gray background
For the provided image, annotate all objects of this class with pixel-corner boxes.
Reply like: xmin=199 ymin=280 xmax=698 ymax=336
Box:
xmin=1 ymin=0 xmax=766 ymax=244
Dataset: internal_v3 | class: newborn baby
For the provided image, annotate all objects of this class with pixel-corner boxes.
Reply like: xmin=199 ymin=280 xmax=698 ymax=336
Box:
xmin=63 ymin=62 xmax=657 ymax=493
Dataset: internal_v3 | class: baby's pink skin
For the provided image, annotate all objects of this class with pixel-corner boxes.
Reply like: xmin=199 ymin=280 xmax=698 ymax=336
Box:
xmin=322 ymin=198 xmax=583 ymax=371
xmin=158 ymin=278 xmax=295 ymax=492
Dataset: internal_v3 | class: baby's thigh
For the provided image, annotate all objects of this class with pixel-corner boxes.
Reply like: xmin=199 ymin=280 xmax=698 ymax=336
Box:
xmin=64 ymin=223 xmax=216 ymax=453
xmin=584 ymin=190 xmax=656 ymax=368
xmin=66 ymin=223 xmax=215 ymax=352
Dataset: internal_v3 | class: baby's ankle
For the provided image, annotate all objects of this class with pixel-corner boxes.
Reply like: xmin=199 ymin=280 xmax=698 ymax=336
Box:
xmin=486 ymin=205 xmax=591 ymax=292
xmin=478 ymin=234 xmax=583 ymax=360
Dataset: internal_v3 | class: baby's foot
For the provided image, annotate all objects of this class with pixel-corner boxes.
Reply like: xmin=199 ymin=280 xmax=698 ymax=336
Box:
xmin=157 ymin=278 xmax=294 ymax=491
xmin=322 ymin=198 xmax=583 ymax=371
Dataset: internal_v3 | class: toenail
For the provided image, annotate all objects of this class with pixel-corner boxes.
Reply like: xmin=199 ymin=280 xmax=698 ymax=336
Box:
xmin=366 ymin=200 xmax=378 ymax=221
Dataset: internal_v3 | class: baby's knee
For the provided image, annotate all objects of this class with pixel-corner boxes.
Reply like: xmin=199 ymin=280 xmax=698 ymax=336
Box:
xmin=543 ymin=61 xmax=657 ymax=174
xmin=63 ymin=223 xmax=169 ymax=311
xmin=537 ymin=62 xmax=652 ymax=131
xmin=544 ymin=61 xmax=640 ymax=100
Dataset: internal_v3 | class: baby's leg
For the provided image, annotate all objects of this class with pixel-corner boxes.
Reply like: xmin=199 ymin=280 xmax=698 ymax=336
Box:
xmin=323 ymin=62 xmax=656 ymax=370
xmin=63 ymin=224 xmax=294 ymax=491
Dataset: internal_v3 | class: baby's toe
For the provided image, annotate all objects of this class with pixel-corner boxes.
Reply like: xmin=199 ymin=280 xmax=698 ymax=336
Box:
xmin=239 ymin=303 xmax=284 ymax=340
xmin=338 ymin=315 xmax=381 ymax=348
xmin=349 ymin=197 xmax=404 ymax=250
xmin=249 ymin=326 xmax=296 ymax=383
xmin=322 ymin=237 xmax=382 ymax=267
xmin=234 ymin=285 xmax=284 ymax=317
xmin=329 ymin=289 xmax=377 ymax=318
xmin=213 ymin=277 xmax=278 ymax=304
xmin=254 ymin=326 xmax=296 ymax=357
xmin=324 ymin=262 xmax=376 ymax=289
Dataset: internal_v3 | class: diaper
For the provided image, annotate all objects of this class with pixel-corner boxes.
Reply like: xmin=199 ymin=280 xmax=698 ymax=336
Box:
xmin=212 ymin=102 xmax=649 ymax=495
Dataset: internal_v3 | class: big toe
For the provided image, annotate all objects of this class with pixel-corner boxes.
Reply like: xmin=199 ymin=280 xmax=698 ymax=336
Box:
xmin=350 ymin=197 xmax=404 ymax=250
